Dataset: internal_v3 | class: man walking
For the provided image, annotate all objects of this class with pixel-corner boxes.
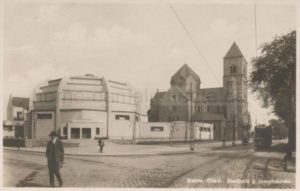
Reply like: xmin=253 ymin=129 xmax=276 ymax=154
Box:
xmin=98 ymin=138 xmax=105 ymax=153
xmin=46 ymin=131 xmax=64 ymax=187
xmin=17 ymin=136 xmax=21 ymax=151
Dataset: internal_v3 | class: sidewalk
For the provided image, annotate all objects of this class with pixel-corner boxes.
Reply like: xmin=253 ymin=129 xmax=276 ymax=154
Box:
xmin=4 ymin=140 xmax=243 ymax=156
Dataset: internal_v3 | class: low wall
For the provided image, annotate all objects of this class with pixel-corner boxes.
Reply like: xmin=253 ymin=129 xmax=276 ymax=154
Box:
xmin=135 ymin=138 xmax=216 ymax=144
xmin=3 ymin=138 xmax=80 ymax=148
xmin=3 ymin=138 xmax=25 ymax=147
xmin=139 ymin=122 xmax=171 ymax=138
xmin=25 ymin=139 xmax=48 ymax=147
xmin=110 ymin=138 xmax=134 ymax=144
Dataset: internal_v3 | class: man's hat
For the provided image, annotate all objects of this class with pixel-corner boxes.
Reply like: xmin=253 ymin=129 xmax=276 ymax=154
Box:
xmin=49 ymin=131 xmax=57 ymax=137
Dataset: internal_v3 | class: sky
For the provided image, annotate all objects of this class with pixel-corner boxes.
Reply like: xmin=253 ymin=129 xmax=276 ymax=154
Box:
xmin=2 ymin=1 xmax=297 ymax=126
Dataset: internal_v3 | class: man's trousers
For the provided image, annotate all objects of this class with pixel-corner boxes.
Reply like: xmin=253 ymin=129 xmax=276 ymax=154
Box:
xmin=47 ymin=160 xmax=62 ymax=186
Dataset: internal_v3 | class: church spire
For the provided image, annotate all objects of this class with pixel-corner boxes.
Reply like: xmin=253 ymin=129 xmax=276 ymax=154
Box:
xmin=224 ymin=42 xmax=243 ymax=58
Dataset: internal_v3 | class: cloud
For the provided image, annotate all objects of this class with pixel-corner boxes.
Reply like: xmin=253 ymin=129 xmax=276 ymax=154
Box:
xmin=53 ymin=22 xmax=87 ymax=43
xmin=91 ymin=24 xmax=150 ymax=51
xmin=4 ymin=44 xmax=49 ymax=80
xmin=50 ymin=23 xmax=151 ymax=59
xmin=166 ymin=47 xmax=185 ymax=60
xmin=5 ymin=44 xmax=40 ymax=56
xmin=35 ymin=5 xmax=63 ymax=23
xmin=26 ymin=63 xmax=66 ymax=82
xmin=209 ymin=18 xmax=238 ymax=38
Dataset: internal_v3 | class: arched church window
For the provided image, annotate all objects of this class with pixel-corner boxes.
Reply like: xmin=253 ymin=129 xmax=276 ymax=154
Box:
xmin=230 ymin=65 xmax=237 ymax=74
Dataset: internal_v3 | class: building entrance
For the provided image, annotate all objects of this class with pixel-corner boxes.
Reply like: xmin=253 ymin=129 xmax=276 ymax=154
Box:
xmin=35 ymin=112 xmax=55 ymax=138
xmin=15 ymin=126 xmax=24 ymax=138
xmin=82 ymin=128 xmax=91 ymax=139
xmin=71 ymin=128 xmax=80 ymax=139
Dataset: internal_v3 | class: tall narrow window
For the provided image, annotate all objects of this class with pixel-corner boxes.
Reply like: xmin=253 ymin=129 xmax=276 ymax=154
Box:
xmin=230 ymin=65 xmax=237 ymax=74
xmin=16 ymin=111 xmax=23 ymax=120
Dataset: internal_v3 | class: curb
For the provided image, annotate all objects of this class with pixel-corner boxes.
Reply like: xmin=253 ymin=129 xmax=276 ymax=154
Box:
xmin=3 ymin=148 xmax=195 ymax=157
xmin=3 ymin=142 xmax=249 ymax=157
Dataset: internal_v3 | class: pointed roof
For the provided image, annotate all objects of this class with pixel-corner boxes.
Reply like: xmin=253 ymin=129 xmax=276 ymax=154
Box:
xmin=12 ymin=97 xmax=29 ymax=110
xmin=224 ymin=42 xmax=243 ymax=58
xmin=171 ymin=64 xmax=201 ymax=84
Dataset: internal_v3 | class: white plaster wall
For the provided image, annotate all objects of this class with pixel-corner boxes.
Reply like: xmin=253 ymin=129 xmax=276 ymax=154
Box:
xmin=139 ymin=122 xmax=170 ymax=138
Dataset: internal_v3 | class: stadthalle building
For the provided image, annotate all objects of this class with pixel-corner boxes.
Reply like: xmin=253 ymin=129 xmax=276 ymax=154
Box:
xmin=148 ymin=43 xmax=251 ymax=141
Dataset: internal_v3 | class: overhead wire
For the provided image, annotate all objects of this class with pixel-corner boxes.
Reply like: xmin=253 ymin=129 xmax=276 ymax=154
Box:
xmin=254 ymin=4 xmax=258 ymax=57
xmin=169 ymin=3 xmax=220 ymax=82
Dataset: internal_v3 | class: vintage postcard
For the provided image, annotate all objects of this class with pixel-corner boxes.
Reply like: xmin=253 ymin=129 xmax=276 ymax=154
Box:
xmin=1 ymin=0 xmax=298 ymax=189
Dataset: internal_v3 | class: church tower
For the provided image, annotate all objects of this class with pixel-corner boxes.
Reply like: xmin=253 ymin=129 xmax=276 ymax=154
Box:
xmin=223 ymin=42 xmax=248 ymax=139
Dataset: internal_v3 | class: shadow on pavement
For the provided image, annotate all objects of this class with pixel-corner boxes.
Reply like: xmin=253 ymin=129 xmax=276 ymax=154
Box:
xmin=254 ymin=143 xmax=288 ymax=153
xmin=15 ymin=168 xmax=48 ymax=187
xmin=212 ymin=143 xmax=254 ymax=151
xmin=17 ymin=182 xmax=49 ymax=187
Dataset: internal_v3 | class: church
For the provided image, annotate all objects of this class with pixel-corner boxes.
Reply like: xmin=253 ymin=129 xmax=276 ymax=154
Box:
xmin=147 ymin=42 xmax=251 ymax=141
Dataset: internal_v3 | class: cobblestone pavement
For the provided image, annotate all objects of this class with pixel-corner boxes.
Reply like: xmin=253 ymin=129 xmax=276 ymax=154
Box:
xmin=3 ymin=143 xmax=295 ymax=188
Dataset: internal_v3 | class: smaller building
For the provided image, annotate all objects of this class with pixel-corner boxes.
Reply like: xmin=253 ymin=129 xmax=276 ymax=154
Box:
xmin=5 ymin=95 xmax=29 ymax=138
xmin=138 ymin=121 xmax=214 ymax=142
xmin=194 ymin=122 xmax=214 ymax=140
xmin=3 ymin=120 xmax=14 ymax=138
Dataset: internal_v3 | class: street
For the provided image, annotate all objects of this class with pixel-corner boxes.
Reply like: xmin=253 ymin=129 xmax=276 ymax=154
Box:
xmin=3 ymin=141 xmax=295 ymax=188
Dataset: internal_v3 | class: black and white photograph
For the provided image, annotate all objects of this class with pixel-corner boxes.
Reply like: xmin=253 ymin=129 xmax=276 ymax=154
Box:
xmin=1 ymin=0 xmax=297 ymax=189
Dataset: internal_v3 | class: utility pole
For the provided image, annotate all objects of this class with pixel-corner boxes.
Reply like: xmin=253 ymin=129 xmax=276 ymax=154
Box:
xmin=232 ymin=83 xmax=237 ymax=146
xmin=189 ymin=83 xmax=194 ymax=151
xmin=222 ymin=120 xmax=226 ymax=147
xmin=223 ymin=90 xmax=228 ymax=147
xmin=132 ymin=119 xmax=136 ymax=144
xmin=170 ymin=121 xmax=175 ymax=146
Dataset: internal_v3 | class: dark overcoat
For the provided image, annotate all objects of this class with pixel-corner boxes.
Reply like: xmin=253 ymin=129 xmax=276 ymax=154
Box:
xmin=46 ymin=139 xmax=64 ymax=164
